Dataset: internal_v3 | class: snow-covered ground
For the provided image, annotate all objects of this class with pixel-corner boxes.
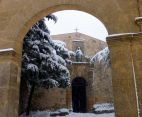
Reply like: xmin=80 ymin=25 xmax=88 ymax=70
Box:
xmin=20 ymin=112 xmax=114 ymax=117
xmin=93 ymin=103 xmax=114 ymax=114
xmin=20 ymin=111 xmax=115 ymax=117
xmin=20 ymin=103 xmax=115 ymax=117
xmin=65 ymin=112 xmax=114 ymax=117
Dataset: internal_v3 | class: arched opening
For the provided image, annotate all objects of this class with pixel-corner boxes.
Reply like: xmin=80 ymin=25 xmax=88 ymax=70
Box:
xmin=72 ymin=77 xmax=87 ymax=113
xmin=16 ymin=4 xmax=110 ymax=50
xmin=45 ymin=10 xmax=108 ymax=41
xmin=18 ymin=6 xmax=113 ymax=117
xmin=0 ymin=1 xmax=140 ymax=117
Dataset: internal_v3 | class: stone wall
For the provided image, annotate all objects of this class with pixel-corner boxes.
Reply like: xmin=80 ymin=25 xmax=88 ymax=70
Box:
xmin=67 ymin=63 xmax=95 ymax=112
xmin=93 ymin=61 xmax=113 ymax=104
xmin=52 ymin=33 xmax=107 ymax=57
xmin=31 ymin=33 xmax=113 ymax=112
xmin=0 ymin=0 xmax=142 ymax=117
xmin=31 ymin=63 xmax=94 ymax=112
xmin=32 ymin=88 xmax=67 ymax=111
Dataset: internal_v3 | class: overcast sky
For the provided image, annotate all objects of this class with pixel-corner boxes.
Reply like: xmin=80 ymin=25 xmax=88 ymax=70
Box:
xmin=45 ymin=10 xmax=108 ymax=41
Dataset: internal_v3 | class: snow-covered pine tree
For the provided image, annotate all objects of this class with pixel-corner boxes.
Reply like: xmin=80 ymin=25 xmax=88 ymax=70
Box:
xmin=90 ymin=47 xmax=110 ymax=68
xmin=20 ymin=14 xmax=71 ymax=115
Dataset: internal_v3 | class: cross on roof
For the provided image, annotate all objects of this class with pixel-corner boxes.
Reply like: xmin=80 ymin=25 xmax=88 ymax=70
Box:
xmin=75 ymin=28 xmax=79 ymax=33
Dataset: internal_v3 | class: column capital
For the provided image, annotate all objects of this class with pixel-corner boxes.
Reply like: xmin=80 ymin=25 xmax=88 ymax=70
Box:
xmin=0 ymin=48 xmax=16 ymax=63
xmin=0 ymin=48 xmax=15 ymax=55
xmin=107 ymin=32 xmax=142 ymax=47
xmin=106 ymin=33 xmax=133 ymax=47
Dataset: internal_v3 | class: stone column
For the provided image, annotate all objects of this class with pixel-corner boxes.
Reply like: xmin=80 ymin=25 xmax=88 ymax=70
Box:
xmin=86 ymin=68 xmax=94 ymax=112
xmin=131 ymin=32 xmax=142 ymax=116
xmin=107 ymin=34 xmax=138 ymax=117
xmin=0 ymin=49 xmax=20 ymax=117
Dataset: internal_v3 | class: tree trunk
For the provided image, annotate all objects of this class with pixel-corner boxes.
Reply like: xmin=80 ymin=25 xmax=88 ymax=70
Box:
xmin=19 ymin=78 xmax=28 ymax=115
xmin=26 ymin=82 xmax=35 ymax=115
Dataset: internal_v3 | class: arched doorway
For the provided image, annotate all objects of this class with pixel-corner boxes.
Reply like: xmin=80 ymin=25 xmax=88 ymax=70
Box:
xmin=72 ymin=77 xmax=87 ymax=113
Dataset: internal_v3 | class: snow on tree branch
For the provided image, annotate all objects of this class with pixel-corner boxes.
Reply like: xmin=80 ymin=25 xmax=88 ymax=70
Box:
xmin=22 ymin=15 xmax=71 ymax=89
xmin=90 ymin=47 xmax=110 ymax=67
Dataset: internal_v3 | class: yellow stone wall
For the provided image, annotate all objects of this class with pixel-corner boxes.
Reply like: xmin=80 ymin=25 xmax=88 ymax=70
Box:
xmin=52 ymin=33 xmax=107 ymax=57
xmin=31 ymin=33 xmax=108 ymax=112
xmin=32 ymin=63 xmax=94 ymax=112
xmin=107 ymin=33 xmax=142 ymax=117
xmin=94 ymin=61 xmax=113 ymax=104
xmin=32 ymin=88 xmax=67 ymax=110
xmin=0 ymin=0 xmax=141 ymax=59
xmin=0 ymin=0 xmax=142 ymax=117
xmin=69 ymin=63 xmax=94 ymax=112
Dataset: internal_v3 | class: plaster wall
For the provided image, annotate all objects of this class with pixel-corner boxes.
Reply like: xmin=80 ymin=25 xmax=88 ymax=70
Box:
xmin=0 ymin=0 xmax=142 ymax=117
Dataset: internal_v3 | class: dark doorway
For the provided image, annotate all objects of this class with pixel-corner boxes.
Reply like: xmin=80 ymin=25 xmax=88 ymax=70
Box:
xmin=72 ymin=77 xmax=87 ymax=113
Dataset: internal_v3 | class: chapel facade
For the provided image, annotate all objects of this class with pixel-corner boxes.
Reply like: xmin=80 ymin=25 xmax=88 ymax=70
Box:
xmin=31 ymin=32 xmax=113 ymax=112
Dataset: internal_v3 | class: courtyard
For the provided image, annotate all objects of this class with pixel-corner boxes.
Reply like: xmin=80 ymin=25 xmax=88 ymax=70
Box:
xmin=1 ymin=1 xmax=142 ymax=117
xmin=20 ymin=111 xmax=114 ymax=117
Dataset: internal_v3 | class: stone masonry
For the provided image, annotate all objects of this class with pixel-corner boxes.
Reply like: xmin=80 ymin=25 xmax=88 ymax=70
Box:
xmin=31 ymin=33 xmax=113 ymax=112
xmin=0 ymin=0 xmax=142 ymax=117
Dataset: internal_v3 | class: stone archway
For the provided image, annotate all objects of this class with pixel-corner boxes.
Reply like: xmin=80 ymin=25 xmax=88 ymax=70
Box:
xmin=72 ymin=77 xmax=87 ymax=113
xmin=0 ymin=0 xmax=142 ymax=117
